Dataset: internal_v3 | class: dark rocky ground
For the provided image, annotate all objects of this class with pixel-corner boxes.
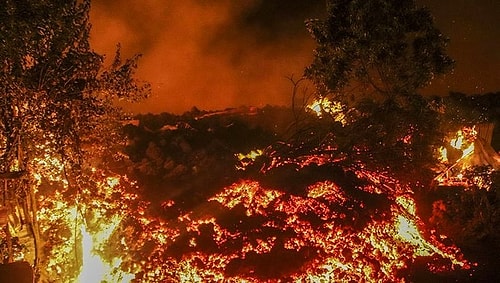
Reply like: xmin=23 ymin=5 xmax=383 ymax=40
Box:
xmin=119 ymin=106 xmax=500 ymax=282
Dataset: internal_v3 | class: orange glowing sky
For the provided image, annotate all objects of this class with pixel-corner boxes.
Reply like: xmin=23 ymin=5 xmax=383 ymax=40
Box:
xmin=89 ymin=0 xmax=500 ymax=114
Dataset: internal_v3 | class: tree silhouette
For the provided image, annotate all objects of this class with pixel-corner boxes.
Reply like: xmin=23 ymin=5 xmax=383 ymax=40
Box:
xmin=299 ymin=0 xmax=453 ymax=184
xmin=305 ymin=0 xmax=453 ymax=107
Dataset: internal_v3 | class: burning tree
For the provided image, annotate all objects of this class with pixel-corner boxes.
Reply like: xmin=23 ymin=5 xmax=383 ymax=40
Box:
xmin=299 ymin=0 xmax=454 ymax=184
xmin=0 ymin=0 xmax=149 ymax=280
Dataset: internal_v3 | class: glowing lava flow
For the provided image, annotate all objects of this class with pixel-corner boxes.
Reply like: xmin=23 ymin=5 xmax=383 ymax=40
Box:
xmin=395 ymin=196 xmax=434 ymax=257
xmin=394 ymin=195 xmax=465 ymax=266
xmin=31 ymin=142 xmax=473 ymax=281
xmin=126 ymin=178 xmax=468 ymax=282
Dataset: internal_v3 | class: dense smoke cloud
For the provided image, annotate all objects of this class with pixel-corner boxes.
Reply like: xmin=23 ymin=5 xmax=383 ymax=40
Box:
xmin=90 ymin=0 xmax=500 ymax=114
xmin=90 ymin=0 xmax=324 ymax=114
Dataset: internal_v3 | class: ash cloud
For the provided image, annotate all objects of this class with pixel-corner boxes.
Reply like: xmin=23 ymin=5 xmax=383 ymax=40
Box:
xmin=90 ymin=0 xmax=500 ymax=114
xmin=90 ymin=0 xmax=324 ymax=114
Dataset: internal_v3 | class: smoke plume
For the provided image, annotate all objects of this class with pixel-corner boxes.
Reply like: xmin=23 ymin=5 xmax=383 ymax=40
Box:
xmin=90 ymin=0 xmax=324 ymax=114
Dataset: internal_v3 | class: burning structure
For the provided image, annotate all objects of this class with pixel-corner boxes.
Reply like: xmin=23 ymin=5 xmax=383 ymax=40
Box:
xmin=435 ymin=124 xmax=500 ymax=189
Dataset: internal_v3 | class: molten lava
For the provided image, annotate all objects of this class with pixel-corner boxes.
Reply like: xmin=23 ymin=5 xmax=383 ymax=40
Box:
xmin=30 ymin=135 xmax=473 ymax=282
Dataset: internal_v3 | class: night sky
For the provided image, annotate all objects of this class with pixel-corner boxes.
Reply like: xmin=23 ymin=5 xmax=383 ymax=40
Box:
xmin=89 ymin=0 xmax=500 ymax=114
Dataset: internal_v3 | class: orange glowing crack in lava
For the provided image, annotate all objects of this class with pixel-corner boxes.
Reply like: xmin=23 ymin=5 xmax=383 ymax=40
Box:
xmin=34 ymin=147 xmax=471 ymax=282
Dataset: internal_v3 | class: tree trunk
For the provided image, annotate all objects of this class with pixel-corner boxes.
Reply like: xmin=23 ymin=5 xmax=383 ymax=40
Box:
xmin=28 ymin=184 xmax=41 ymax=277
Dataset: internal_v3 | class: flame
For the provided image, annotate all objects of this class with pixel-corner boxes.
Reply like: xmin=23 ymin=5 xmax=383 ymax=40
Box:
xmin=461 ymin=143 xmax=474 ymax=158
xmin=39 ymin=199 xmax=136 ymax=282
xmin=450 ymin=128 xmax=476 ymax=160
xmin=438 ymin=146 xmax=448 ymax=163
xmin=78 ymin=224 xmax=109 ymax=283
xmin=450 ymin=130 xmax=464 ymax=149
xmin=36 ymin=164 xmax=142 ymax=282
xmin=77 ymin=215 xmax=134 ymax=283
xmin=237 ymin=150 xmax=263 ymax=161
xmin=307 ymin=97 xmax=347 ymax=125
xmin=435 ymin=127 xmax=478 ymax=186
xmin=236 ymin=149 xmax=263 ymax=170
